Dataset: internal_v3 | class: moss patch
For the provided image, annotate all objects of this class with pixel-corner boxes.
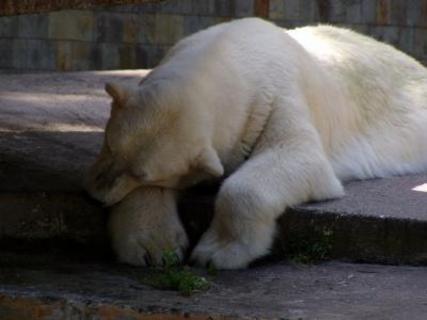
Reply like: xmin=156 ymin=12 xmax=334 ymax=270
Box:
xmin=287 ymin=227 xmax=333 ymax=264
xmin=138 ymin=251 xmax=210 ymax=296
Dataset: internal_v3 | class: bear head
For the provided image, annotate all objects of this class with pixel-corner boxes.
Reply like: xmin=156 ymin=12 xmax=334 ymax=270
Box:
xmin=86 ymin=80 xmax=224 ymax=206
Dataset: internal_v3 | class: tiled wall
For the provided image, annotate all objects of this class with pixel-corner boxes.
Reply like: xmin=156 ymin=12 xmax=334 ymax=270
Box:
xmin=0 ymin=0 xmax=426 ymax=72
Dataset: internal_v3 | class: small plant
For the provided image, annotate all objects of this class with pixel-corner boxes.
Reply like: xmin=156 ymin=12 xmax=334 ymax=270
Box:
xmin=288 ymin=227 xmax=333 ymax=264
xmin=144 ymin=251 xmax=210 ymax=296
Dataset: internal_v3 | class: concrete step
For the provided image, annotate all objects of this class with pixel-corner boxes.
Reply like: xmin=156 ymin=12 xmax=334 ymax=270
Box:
xmin=0 ymin=71 xmax=427 ymax=265
xmin=1 ymin=253 xmax=427 ymax=320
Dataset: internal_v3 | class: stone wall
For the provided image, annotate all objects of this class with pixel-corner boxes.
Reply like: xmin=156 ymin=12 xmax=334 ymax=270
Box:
xmin=0 ymin=0 xmax=426 ymax=72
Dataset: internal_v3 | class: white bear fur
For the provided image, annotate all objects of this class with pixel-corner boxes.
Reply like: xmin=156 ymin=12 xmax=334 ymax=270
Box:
xmin=87 ymin=18 xmax=427 ymax=269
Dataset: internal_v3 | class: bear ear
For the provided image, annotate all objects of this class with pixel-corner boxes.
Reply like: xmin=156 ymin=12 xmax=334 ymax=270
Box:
xmin=105 ymin=82 xmax=127 ymax=106
xmin=197 ymin=146 xmax=224 ymax=178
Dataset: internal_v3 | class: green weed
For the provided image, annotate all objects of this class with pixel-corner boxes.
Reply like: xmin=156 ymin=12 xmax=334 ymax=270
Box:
xmin=287 ymin=228 xmax=333 ymax=264
xmin=143 ymin=251 xmax=210 ymax=296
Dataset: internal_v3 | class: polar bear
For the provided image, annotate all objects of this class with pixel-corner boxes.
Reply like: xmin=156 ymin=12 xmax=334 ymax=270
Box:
xmin=87 ymin=18 xmax=427 ymax=269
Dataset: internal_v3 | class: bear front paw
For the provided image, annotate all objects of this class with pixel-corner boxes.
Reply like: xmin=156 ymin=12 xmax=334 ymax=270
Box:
xmin=191 ymin=230 xmax=267 ymax=269
xmin=110 ymin=215 xmax=189 ymax=267
xmin=108 ymin=188 xmax=189 ymax=267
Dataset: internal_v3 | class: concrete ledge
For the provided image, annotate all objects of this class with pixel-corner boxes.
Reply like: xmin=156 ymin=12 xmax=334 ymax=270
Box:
xmin=0 ymin=71 xmax=427 ymax=265
xmin=1 ymin=256 xmax=427 ymax=319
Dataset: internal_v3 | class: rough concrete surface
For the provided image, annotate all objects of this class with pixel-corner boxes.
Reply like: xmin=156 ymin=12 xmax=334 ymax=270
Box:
xmin=0 ymin=71 xmax=427 ymax=265
xmin=0 ymin=255 xmax=427 ymax=320
xmin=0 ymin=70 xmax=148 ymax=192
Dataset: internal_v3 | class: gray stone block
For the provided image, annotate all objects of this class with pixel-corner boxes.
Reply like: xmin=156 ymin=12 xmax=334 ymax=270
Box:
xmin=376 ymin=0 xmax=391 ymax=25
xmin=122 ymin=14 xmax=140 ymax=44
xmin=166 ymin=0 xmax=193 ymax=15
xmin=345 ymin=0 xmax=362 ymax=24
xmin=284 ymin=0 xmax=301 ymax=21
xmin=413 ymin=28 xmax=427 ymax=61
xmin=130 ymin=0 xmax=193 ymax=15
xmin=299 ymin=0 xmax=320 ymax=23
xmin=328 ymin=0 xmax=347 ymax=22
xmin=89 ymin=44 xmax=103 ymax=70
xmin=12 ymin=40 xmax=29 ymax=70
xmin=361 ymin=0 xmax=376 ymax=24
xmin=234 ymin=0 xmax=254 ymax=17
xmin=0 ymin=39 xmax=13 ymax=68
xmin=406 ymin=0 xmax=427 ymax=28
xmin=269 ymin=0 xmax=285 ymax=20
xmin=71 ymin=42 xmax=93 ymax=71
xmin=137 ymin=44 xmax=168 ymax=68
xmin=27 ymin=40 xmax=56 ymax=71
xmin=183 ymin=15 xmax=222 ymax=36
xmin=99 ymin=42 xmax=120 ymax=70
xmin=272 ymin=19 xmax=299 ymax=29
xmin=48 ymin=10 xmax=95 ymax=42
xmin=190 ymin=0 xmax=216 ymax=15
xmin=154 ymin=14 xmax=184 ymax=45
xmin=214 ymin=0 xmax=234 ymax=17
xmin=18 ymin=14 xmax=49 ymax=39
xmin=95 ymin=12 xmax=124 ymax=43
xmin=0 ymin=16 xmax=19 ymax=38
xmin=390 ymin=0 xmax=407 ymax=26
xmin=106 ymin=4 xmax=137 ymax=13
xmin=119 ymin=43 xmax=137 ymax=69
xmin=369 ymin=26 xmax=400 ymax=48
xmin=406 ymin=0 xmax=420 ymax=27
xmin=55 ymin=41 xmax=73 ymax=71
xmin=348 ymin=24 xmax=369 ymax=35
xmin=137 ymin=14 xmax=156 ymax=45
xmin=128 ymin=3 xmax=161 ymax=14
xmin=398 ymin=27 xmax=415 ymax=54
xmin=135 ymin=44 xmax=149 ymax=68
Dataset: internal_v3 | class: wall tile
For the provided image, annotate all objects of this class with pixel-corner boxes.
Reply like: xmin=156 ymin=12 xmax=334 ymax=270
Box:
xmin=28 ymin=40 xmax=56 ymax=70
xmin=138 ymin=14 xmax=156 ymax=44
xmin=99 ymin=42 xmax=120 ymax=69
xmin=71 ymin=41 xmax=93 ymax=70
xmin=0 ymin=39 xmax=13 ymax=68
xmin=1 ymin=1 xmax=425 ymax=72
xmin=299 ymin=0 xmax=320 ymax=23
xmin=376 ymin=0 xmax=391 ymax=25
xmin=421 ymin=0 xmax=427 ymax=28
xmin=328 ymin=0 xmax=347 ymax=22
xmin=95 ymin=12 xmax=124 ymax=43
xmin=398 ymin=27 xmax=415 ymax=54
xmin=55 ymin=41 xmax=73 ymax=71
xmin=191 ymin=0 xmax=216 ymax=15
xmin=269 ymin=0 xmax=285 ymax=20
xmin=406 ymin=0 xmax=420 ymax=27
xmin=155 ymin=14 xmax=184 ymax=45
xmin=214 ymin=0 xmax=235 ymax=17
xmin=234 ymin=0 xmax=254 ymax=17
xmin=18 ymin=14 xmax=48 ymax=38
xmin=183 ymin=15 xmax=226 ymax=36
xmin=348 ymin=24 xmax=369 ymax=35
xmin=390 ymin=0 xmax=407 ymax=25
xmin=12 ymin=39 xmax=29 ymax=69
xmin=370 ymin=26 xmax=400 ymax=47
xmin=361 ymin=0 xmax=377 ymax=24
xmin=346 ymin=2 xmax=362 ymax=24
xmin=135 ymin=44 xmax=149 ymax=68
xmin=0 ymin=16 xmax=19 ymax=37
xmin=123 ymin=14 xmax=140 ymax=44
xmin=49 ymin=10 xmax=94 ymax=41
xmin=119 ymin=43 xmax=137 ymax=69
xmin=413 ymin=27 xmax=427 ymax=61
xmin=89 ymin=44 xmax=103 ymax=70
